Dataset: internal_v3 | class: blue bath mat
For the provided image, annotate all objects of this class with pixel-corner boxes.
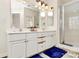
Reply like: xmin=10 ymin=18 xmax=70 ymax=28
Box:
xmin=30 ymin=54 xmax=42 ymax=58
xmin=43 ymin=46 xmax=67 ymax=58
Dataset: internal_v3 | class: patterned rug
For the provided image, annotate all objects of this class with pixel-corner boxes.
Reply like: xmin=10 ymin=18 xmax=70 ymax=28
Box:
xmin=30 ymin=46 xmax=67 ymax=58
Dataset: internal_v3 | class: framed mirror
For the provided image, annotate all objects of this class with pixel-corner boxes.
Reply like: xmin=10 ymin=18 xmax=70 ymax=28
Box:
xmin=47 ymin=11 xmax=54 ymax=27
xmin=11 ymin=0 xmax=54 ymax=31
xmin=39 ymin=10 xmax=54 ymax=30
xmin=11 ymin=0 xmax=40 ymax=30
xmin=24 ymin=8 xmax=39 ymax=29
xmin=12 ymin=13 xmax=20 ymax=28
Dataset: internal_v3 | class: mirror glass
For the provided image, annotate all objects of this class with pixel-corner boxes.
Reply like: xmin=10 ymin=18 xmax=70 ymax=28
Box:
xmin=12 ymin=13 xmax=20 ymax=28
xmin=11 ymin=0 xmax=39 ymax=30
xmin=47 ymin=11 xmax=54 ymax=27
xmin=39 ymin=11 xmax=54 ymax=30
xmin=24 ymin=8 xmax=39 ymax=28
xmin=11 ymin=0 xmax=54 ymax=31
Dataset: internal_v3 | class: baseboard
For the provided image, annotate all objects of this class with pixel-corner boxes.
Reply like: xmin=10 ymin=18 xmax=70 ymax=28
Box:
xmin=2 ymin=56 xmax=8 ymax=58
xmin=56 ymin=44 xmax=79 ymax=53
xmin=0 ymin=50 xmax=7 ymax=58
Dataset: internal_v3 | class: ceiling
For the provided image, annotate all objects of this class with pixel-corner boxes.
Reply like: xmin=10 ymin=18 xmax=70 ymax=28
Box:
xmin=18 ymin=0 xmax=75 ymax=6
xmin=22 ymin=0 xmax=54 ymax=6
xmin=23 ymin=0 xmax=75 ymax=5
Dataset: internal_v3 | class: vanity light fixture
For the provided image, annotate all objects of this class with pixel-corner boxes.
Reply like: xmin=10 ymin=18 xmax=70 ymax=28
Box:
xmin=36 ymin=0 xmax=54 ymax=17
xmin=51 ymin=7 xmax=53 ymax=9
xmin=48 ymin=7 xmax=54 ymax=16
xmin=41 ymin=1 xmax=45 ymax=7
xmin=35 ymin=0 xmax=54 ymax=11
xmin=38 ymin=1 xmax=41 ymax=6
xmin=36 ymin=0 xmax=40 ymax=2
xmin=45 ymin=4 xmax=48 ymax=9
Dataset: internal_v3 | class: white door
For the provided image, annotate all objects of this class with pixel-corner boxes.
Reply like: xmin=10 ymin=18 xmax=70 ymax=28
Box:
xmin=26 ymin=40 xmax=38 ymax=57
xmin=8 ymin=42 xmax=26 ymax=58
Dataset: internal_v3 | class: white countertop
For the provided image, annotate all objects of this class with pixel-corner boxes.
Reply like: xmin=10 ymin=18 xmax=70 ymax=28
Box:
xmin=7 ymin=28 xmax=56 ymax=34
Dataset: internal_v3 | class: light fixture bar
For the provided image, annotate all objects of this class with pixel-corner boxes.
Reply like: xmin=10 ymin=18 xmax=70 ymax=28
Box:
xmin=36 ymin=0 xmax=54 ymax=11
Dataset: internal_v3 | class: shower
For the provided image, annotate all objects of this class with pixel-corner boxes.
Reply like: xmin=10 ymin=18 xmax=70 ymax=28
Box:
xmin=60 ymin=0 xmax=79 ymax=47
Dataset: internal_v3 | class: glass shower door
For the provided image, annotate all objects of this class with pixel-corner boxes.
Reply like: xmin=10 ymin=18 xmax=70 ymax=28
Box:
xmin=62 ymin=0 xmax=79 ymax=47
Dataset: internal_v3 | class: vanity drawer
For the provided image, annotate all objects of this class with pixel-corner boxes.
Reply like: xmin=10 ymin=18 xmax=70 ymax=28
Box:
xmin=37 ymin=40 xmax=46 ymax=52
xmin=26 ymin=33 xmax=44 ymax=40
xmin=44 ymin=31 xmax=56 ymax=36
xmin=37 ymin=35 xmax=46 ymax=42
xmin=8 ymin=34 xmax=26 ymax=42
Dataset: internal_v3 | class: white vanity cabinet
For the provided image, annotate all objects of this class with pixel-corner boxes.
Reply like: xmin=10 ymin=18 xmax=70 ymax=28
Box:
xmin=8 ymin=34 xmax=26 ymax=42
xmin=8 ymin=40 xmax=26 ymax=58
xmin=8 ymin=31 xmax=56 ymax=58
xmin=26 ymin=40 xmax=38 ymax=57
xmin=36 ymin=34 xmax=46 ymax=52
xmin=45 ymin=32 xmax=56 ymax=49
xmin=37 ymin=31 xmax=56 ymax=52
xmin=8 ymin=33 xmax=26 ymax=58
xmin=26 ymin=33 xmax=39 ymax=57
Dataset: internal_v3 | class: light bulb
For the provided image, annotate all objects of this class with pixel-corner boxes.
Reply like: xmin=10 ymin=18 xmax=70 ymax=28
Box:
xmin=42 ymin=4 xmax=45 ymax=7
xmin=48 ymin=11 xmax=53 ymax=16
xmin=39 ymin=7 xmax=41 ymax=9
xmin=35 ymin=5 xmax=38 ymax=8
xmin=38 ymin=1 xmax=41 ymax=6
xmin=45 ymin=6 xmax=48 ymax=9
xmin=40 ymin=12 xmax=45 ymax=17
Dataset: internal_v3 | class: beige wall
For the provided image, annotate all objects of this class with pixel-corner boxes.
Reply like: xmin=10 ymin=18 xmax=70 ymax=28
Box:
xmin=0 ymin=0 xmax=10 ymax=57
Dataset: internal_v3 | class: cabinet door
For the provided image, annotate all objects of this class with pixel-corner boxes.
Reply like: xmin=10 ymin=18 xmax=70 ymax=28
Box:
xmin=26 ymin=40 xmax=38 ymax=57
xmin=46 ymin=34 xmax=56 ymax=48
xmin=45 ymin=36 xmax=54 ymax=49
xmin=51 ymin=34 xmax=56 ymax=47
xmin=8 ymin=42 xmax=26 ymax=58
xmin=8 ymin=34 xmax=25 ymax=42
xmin=36 ymin=34 xmax=47 ymax=52
xmin=44 ymin=32 xmax=56 ymax=49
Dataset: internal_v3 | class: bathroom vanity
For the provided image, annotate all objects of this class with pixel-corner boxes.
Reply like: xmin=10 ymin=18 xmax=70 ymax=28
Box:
xmin=7 ymin=0 xmax=79 ymax=58
xmin=7 ymin=0 xmax=57 ymax=58
xmin=8 ymin=31 xmax=56 ymax=58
